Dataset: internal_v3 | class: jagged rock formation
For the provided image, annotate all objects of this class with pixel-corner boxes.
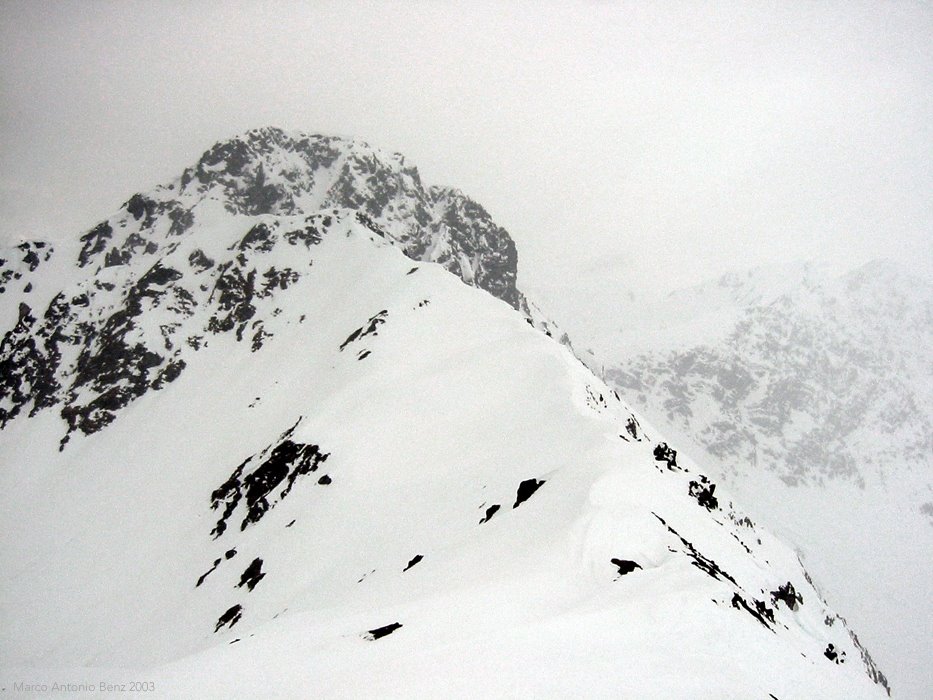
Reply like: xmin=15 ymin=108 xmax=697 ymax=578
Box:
xmin=0 ymin=128 xmax=526 ymax=445
xmin=89 ymin=127 xmax=524 ymax=309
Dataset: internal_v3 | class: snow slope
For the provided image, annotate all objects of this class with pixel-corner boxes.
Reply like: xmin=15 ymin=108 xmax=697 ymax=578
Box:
xmin=0 ymin=131 xmax=889 ymax=698
xmin=595 ymin=261 xmax=932 ymax=698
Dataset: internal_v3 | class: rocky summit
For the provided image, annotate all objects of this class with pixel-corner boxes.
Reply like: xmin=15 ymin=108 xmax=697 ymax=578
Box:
xmin=0 ymin=127 xmax=525 ymax=447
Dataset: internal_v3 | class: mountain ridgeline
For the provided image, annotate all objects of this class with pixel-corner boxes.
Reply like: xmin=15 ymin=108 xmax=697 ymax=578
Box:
xmin=0 ymin=129 xmax=891 ymax=697
xmin=597 ymin=260 xmax=931 ymax=697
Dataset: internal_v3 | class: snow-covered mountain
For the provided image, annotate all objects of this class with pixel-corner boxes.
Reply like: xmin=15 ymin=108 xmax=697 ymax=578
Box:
xmin=598 ymin=261 xmax=932 ymax=697
xmin=0 ymin=129 xmax=889 ymax=698
xmin=608 ymin=260 xmax=932 ymax=487
xmin=0 ymin=127 xmax=527 ymax=443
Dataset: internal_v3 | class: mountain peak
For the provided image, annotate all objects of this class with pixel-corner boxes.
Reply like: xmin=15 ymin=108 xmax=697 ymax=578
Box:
xmin=74 ymin=128 xmax=524 ymax=311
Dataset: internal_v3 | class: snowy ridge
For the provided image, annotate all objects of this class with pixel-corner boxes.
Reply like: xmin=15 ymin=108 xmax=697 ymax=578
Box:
xmin=599 ymin=259 xmax=931 ymax=697
xmin=0 ymin=240 xmax=55 ymax=328
xmin=0 ymin=131 xmax=889 ymax=697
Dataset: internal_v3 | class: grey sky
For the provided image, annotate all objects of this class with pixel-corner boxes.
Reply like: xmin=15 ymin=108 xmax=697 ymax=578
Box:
xmin=1 ymin=0 xmax=931 ymax=295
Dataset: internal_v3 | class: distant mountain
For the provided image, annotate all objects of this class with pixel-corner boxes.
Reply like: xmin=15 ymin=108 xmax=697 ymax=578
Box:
xmin=607 ymin=259 xmax=932 ymax=489
xmin=0 ymin=129 xmax=888 ymax=697
xmin=601 ymin=259 xmax=932 ymax=697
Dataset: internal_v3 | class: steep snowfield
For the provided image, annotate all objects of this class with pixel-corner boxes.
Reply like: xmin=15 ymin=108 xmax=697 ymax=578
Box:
xmin=575 ymin=261 xmax=932 ymax=698
xmin=1 ymin=223 xmax=885 ymax=698
xmin=0 ymin=130 xmax=889 ymax=698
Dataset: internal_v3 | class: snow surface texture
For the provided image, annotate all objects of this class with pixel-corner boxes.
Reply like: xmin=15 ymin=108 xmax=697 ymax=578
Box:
xmin=0 ymin=130 xmax=889 ymax=698
xmin=592 ymin=261 xmax=932 ymax=698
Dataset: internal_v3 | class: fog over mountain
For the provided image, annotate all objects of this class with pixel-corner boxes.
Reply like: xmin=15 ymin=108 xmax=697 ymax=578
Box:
xmin=1 ymin=2 xmax=930 ymax=294
xmin=1 ymin=2 xmax=930 ymax=697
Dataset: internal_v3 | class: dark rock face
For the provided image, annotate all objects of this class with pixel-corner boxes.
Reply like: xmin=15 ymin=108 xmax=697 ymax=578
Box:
xmin=0 ymin=213 xmax=330 ymax=444
xmin=824 ymin=643 xmax=845 ymax=664
xmin=214 ymin=604 xmax=243 ymax=632
xmin=606 ymin=263 xmax=932 ymax=487
xmin=479 ymin=504 xmax=500 ymax=524
xmin=189 ymin=249 xmax=215 ymax=271
xmin=78 ymin=222 xmax=114 ymax=267
xmin=771 ymin=581 xmax=803 ymax=611
xmin=1 ymin=129 xmax=531 ymax=445
xmin=844 ymin=626 xmax=890 ymax=694
xmin=208 ymin=263 xmax=258 ymax=341
xmin=283 ymin=219 xmax=325 ymax=248
xmin=237 ymin=558 xmax=266 ymax=592
xmin=1 ymin=241 xmax=53 ymax=296
xmin=238 ymin=223 xmax=276 ymax=252
xmin=175 ymin=128 xmax=526 ymax=310
xmin=513 ymin=478 xmax=546 ymax=508
xmin=688 ymin=475 xmax=719 ymax=511
xmin=403 ymin=554 xmax=423 ymax=571
xmin=426 ymin=188 xmax=522 ymax=309
xmin=653 ymin=513 xmax=737 ymax=586
xmin=622 ymin=416 xmax=643 ymax=441
xmin=653 ymin=443 xmax=678 ymax=470
xmin=210 ymin=418 xmax=330 ymax=537
xmin=731 ymin=592 xmax=775 ymax=629
xmin=340 ymin=310 xmax=388 ymax=355
xmin=364 ymin=622 xmax=402 ymax=640
xmin=652 ymin=510 xmax=785 ymax=631
xmin=0 ymin=303 xmax=60 ymax=427
xmin=126 ymin=193 xmax=160 ymax=226
xmin=2 ymin=248 xmax=203 ymax=442
xmin=196 ymin=558 xmax=222 ymax=588
xmin=611 ymin=559 xmax=642 ymax=576
xmin=60 ymin=264 xmax=189 ymax=442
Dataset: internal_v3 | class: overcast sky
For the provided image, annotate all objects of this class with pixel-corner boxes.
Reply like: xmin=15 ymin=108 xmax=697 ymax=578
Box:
xmin=1 ymin=0 xmax=931 ymax=299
